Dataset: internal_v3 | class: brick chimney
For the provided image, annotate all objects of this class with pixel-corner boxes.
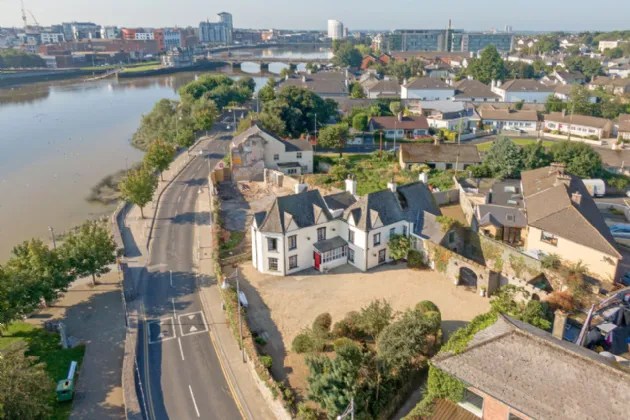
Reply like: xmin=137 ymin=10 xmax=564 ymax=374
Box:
xmin=552 ymin=310 xmax=568 ymax=340
xmin=549 ymin=162 xmax=566 ymax=175
xmin=571 ymin=191 xmax=582 ymax=205
xmin=555 ymin=173 xmax=571 ymax=187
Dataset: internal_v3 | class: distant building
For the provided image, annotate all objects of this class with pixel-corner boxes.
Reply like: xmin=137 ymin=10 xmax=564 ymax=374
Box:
xmin=161 ymin=47 xmax=193 ymax=68
xmin=62 ymin=22 xmax=101 ymax=40
xmin=40 ymin=32 xmax=65 ymax=44
xmin=199 ymin=13 xmax=233 ymax=45
xmin=599 ymin=40 xmax=625 ymax=52
xmin=164 ymin=29 xmax=183 ymax=50
xmin=327 ymin=20 xmax=344 ymax=40
xmin=451 ymin=32 xmax=514 ymax=53
xmin=233 ymin=30 xmax=263 ymax=45
xmin=100 ymin=26 xmax=119 ymax=40
xmin=505 ymin=25 xmax=512 ymax=33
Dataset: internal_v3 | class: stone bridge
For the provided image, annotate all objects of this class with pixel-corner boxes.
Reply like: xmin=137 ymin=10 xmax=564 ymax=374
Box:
xmin=205 ymin=55 xmax=332 ymax=69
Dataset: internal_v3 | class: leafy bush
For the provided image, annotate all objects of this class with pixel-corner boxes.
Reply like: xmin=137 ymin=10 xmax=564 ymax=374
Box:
xmin=332 ymin=320 xmax=350 ymax=338
xmin=416 ymin=300 xmax=440 ymax=315
xmin=296 ymin=403 xmax=320 ymax=420
xmin=312 ymin=313 xmax=332 ymax=335
xmin=254 ymin=336 xmax=267 ymax=345
xmin=407 ymin=250 xmax=426 ymax=269
xmin=547 ymin=291 xmax=577 ymax=312
xmin=329 ymin=164 xmax=349 ymax=181
xmin=388 ymin=234 xmax=410 ymax=260
xmin=292 ymin=330 xmax=317 ymax=353
xmin=260 ymin=355 xmax=273 ymax=368
xmin=333 ymin=337 xmax=358 ymax=353
xmin=541 ymin=253 xmax=561 ymax=269
xmin=332 ymin=311 xmax=365 ymax=339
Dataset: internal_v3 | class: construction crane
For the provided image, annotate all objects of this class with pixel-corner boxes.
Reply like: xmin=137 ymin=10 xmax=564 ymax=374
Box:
xmin=20 ymin=0 xmax=39 ymax=29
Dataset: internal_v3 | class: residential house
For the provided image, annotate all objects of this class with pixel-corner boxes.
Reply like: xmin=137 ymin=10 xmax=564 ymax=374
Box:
xmin=278 ymin=71 xmax=352 ymax=97
xmin=588 ymin=76 xmax=630 ymax=96
xmin=618 ymin=114 xmax=630 ymax=140
xmin=399 ymin=141 xmax=482 ymax=171
xmin=553 ymin=84 xmax=597 ymax=103
xmin=230 ymin=124 xmax=313 ymax=181
xmin=401 ymin=77 xmax=455 ymax=100
xmin=521 ymin=164 xmax=621 ymax=281
xmin=490 ymin=79 xmax=554 ymax=103
xmin=426 ymin=107 xmax=480 ymax=132
xmin=506 ymin=55 xmax=537 ymax=65
xmin=607 ymin=63 xmax=630 ymax=79
xmin=599 ymin=39 xmax=626 ymax=52
xmin=452 ymin=79 xmax=501 ymax=102
xmin=472 ymin=179 xmax=527 ymax=245
xmin=251 ymin=179 xmax=440 ymax=275
xmin=544 ymin=111 xmax=613 ymax=140
xmin=478 ymin=106 xmax=539 ymax=132
xmin=424 ymin=62 xmax=457 ymax=79
xmin=362 ymin=79 xmax=401 ymax=99
xmin=550 ymin=70 xmax=586 ymax=85
xmin=359 ymin=53 xmax=392 ymax=70
xmin=432 ymin=314 xmax=630 ymax=420
xmin=596 ymin=147 xmax=630 ymax=176
xmin=368 ymin=113 xmax=430 ymax=139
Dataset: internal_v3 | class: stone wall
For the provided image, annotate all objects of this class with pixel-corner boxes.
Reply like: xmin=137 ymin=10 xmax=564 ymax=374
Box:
xmin=432 ymin=188 xmax=460 ymax=206
xmin=453 ymin=177 xmax=486 ymax=225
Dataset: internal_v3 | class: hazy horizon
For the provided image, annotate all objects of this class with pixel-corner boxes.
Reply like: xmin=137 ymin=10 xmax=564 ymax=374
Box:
xmin=1 ymin=0 xmax=629 ymax=32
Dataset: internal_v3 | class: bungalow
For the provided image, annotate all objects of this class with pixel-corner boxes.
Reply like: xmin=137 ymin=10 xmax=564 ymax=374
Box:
xmin=251 ymin=178 xmax=441 ymax=275
xmin=426 ymin=107 xmax=480 ymax=132
xmin=399 ymin=141 xmax=482 ymax=171
xmin=478 ymin=106 xmax=539 ymax=132
xmin=545 ymin=70 xmax=586 ymax=85
xmin=432 ymin=314 xmax=630 ymax=420
xmin=368 ymin=113 xmax=430 ymax=139
xmin=544 ymin=111 xmax=613 ymax=140
xmin=362 ymin=79 xmax=400 ymax=99
xmin=490 ymin=79 xmax=554 ymax=103
xmin=588 ymin=76 xmax=630 ymax=96
xmin=230 ymin=124 xmax=313 ymax=181
xmin=553 ymin=84 xmax=597 ymax=103
xmin=401 ymin=77 xmax=455 ymax=101
xmin=452 ymin=79 xmax=501 ymax=102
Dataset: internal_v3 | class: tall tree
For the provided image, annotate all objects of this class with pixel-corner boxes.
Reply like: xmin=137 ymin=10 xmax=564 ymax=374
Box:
xmin=190 ymin=97 xmax=218 ymax=131
xmin=467 ymin=45 xmax=506 ymax=84
xmin=317 ymin=123 xmax=350 ymax=157
xmin=119 ymin=167 xmax=158 ymax=218
xmin=350 ymin=83 xmax=365 ymax=98
xmin=483 ymin=136 xmax=523 ymax=178
xmin=61 ymin=221 xmax=116 ymax=286
xmin=0 ymin=342 xmax=54 ymax=419
xmin=568 ymin=85 xmax=596 ymax=116
xmin=258 ymin=77 xmax=277 ymax=102
xmin=521 ymin=142 xmax=552 ymax=170
xmin=144 ymin=139 xmax=176 ymax=181
xmin=6 ymin=239 xmax=74 ymax=305
xmin=545 ymin=94 xmax=566 ymax=113
xmin=332 ymin=42 xmax=362 ymax=68
xmin=357 ymin=299 xmax=395 ymax=340
xmin=565 ymin=56 xmax=603 ymax=81
xmin=0 ymin=267 xmax=41 ymax=331
xmin=352 ymin=113 xmax=368 ymax=131
xmin=132 ymin=99 xmax=178 ymax=150
xmin=549 ymin=141 xmax=602 ymax=178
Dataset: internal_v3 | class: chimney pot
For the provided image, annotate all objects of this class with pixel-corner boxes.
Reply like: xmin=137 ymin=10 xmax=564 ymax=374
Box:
xmin=419 ymin=172 xmax=429 ymax=183
xmin=571 ymin=191 xmax=582 ymax=205
xmin=387 ymin=178 xmax=397 ymax=193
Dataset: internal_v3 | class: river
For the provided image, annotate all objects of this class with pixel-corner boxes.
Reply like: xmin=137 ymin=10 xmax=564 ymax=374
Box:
xmin=0 ymin=45 xmax=332 ymax=261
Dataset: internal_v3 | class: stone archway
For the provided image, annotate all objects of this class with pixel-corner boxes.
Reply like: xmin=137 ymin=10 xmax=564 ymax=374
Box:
xmin=459 ymin=267 xmax=478 ymax=287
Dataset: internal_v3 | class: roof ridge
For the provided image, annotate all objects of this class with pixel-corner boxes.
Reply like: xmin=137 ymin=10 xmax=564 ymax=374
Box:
xmin=565 ymin=196 xmax=621 ymax=258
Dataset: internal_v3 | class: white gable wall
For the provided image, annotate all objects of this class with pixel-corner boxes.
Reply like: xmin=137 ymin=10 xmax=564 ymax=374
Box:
xmin=262 ymin=136 xmax=314 ymax=174
xmin=402 ymin=87 xmax=455 ymax=100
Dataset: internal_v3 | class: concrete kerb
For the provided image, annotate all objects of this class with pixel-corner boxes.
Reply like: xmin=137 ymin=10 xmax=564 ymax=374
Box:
xmin=145 ymin=136 xmax=211 ymax=251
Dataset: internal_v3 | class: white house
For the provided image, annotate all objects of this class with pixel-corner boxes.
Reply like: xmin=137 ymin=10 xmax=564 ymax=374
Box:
xmin=478 ymin=106 xmax=539 ymax=132
xmin=362 ymin=79 xmax=400 ymax=99
xmin=453 ymin=79 xmax=501 ymax=102
xmin=544 ymin=111 xmax=613 ymax=140
xmin=491 ymin=79 xmax=554 ymax=103
xmin=230 ymin=124 xmax=313 ymax=181
xmin=401 ymin=77 xmax=455 ymax=100
xmin=399 ymin=141 xmax=482 ymax=171
xmin=251 ymin=179 xmax=441 ymax=275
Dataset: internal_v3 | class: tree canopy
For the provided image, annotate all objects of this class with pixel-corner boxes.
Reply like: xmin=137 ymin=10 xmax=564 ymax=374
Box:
xmin=549 ymin=141 xmax=602 ymax=178
xmin=60 ymin=221 xmax=116 ymax=286
xmin=119 ymin=167 xmax=158 ymax=218
xmin=0 ymin=49 xmax=45 ymax=68
xmin=565 ymin=56 xmax=603 ymax=81
xmin=482 ymin=136 xmax=523 ymax=178
xmin=466 ymin=45 xmax=506 ymax=84
xmin=144 ymin=139 xmax=176 ymax=181
xmin=332 ymin=42 xmax=363 ymax=68
xmin=317 ymin=123 xmax=350 ymax=157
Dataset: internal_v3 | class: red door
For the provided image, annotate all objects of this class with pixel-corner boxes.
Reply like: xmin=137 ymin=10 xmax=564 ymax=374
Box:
xmin=314 ymin=252 xmax=321 ymax=270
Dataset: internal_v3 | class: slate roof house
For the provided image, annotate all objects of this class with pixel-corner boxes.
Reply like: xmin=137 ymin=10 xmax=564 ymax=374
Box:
xmin=544 ymin=111 xmax=613 ymax=140
xmin=230 ymin=124 xmax=313 ymax=181
xmin=368 ymin=113 xmax=430 ymax=139
xmin=490 ymin=79 xmax=554 ymax=103
xmin=251 ymin=178 xmax=440 ymax=275
xmin=278 ymin=71 xmax=353 ymax=97
xmin=452 ymin=79 xmax=501 ymax=102
xmin=521 ymin=164 xmax=621 ymax=281
xmin=618 ymin=114 xmax=630 ymax=140
xmin=399 ymin=141 xmax=482 ymax=171
xmin=433 ymin=314 xmax=630 ymax=420
xmin=401 ymin=77 xmax=455 ymax=100
xmin=478 ymin=106 xmax=539 ymax=132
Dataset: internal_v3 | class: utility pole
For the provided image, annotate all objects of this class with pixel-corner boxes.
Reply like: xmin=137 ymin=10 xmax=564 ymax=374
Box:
xmin=379 ymin=131 xmax=383 ymax=156
xmin=48 ymin=226 xmax=57 ymax=249
xmin=567 ymin=101 xmax=575 ymax=142
xmin=314 ymin=113 xmax=318 ymax=143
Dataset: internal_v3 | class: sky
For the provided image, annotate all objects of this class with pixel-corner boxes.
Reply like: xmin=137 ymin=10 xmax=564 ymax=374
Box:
xmin=1 ymin=0 xmax=630 ymax=32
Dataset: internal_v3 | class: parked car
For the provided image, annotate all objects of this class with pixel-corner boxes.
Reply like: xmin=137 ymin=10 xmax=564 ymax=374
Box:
xmin=609 ymin=224 xmax=630 ymax=238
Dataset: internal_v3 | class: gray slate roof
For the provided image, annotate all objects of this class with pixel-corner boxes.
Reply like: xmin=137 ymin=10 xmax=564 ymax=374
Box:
xmin=477 ymin=205 xmax=527 ymax=228
xmin=403 ymin=77 xmax=452 ymax=90
xmin=433 ymin=314 xmax=630 ymax=420
xmin=323 ymin=192 xmax=357 ymax=211
xmin=343 ymin=181 xmax=440 ymax=232
xmin=545 ymin=112 xmax=612 ymax=129
xmin=254 ymin=190 xmax=332 ymax=233
xmin=231 ymin=124 xmax=312 ymax=151
xmin=453 ymin=79 xmax=500 ymax=99
xmin=313 ymin=236 xmax=348 ymax=253
xmin=498 ymin=79 xmax=554 ymax=93
xmin=521 ymin=166 xmax=621 ymax=257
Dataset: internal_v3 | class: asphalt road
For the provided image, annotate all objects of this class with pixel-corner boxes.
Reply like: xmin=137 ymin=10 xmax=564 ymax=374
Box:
xmin=137 ymin=121 xmax=241 ymax=420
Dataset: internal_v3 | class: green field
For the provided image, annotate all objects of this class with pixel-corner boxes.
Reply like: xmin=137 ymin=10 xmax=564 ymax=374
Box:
xmin=476 ymin=138 xmax=554 ymax=152
xmin=121 ymin=64 xmax=161 ymax=73
xmin=80 ymin=61 xmax=160 ymax=72
xmin=0 ymin=322 xmax=86 ymax=420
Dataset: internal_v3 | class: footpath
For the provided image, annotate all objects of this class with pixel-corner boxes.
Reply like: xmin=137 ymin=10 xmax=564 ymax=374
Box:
xmin=120 ymin=137 xmax=277 ymax=420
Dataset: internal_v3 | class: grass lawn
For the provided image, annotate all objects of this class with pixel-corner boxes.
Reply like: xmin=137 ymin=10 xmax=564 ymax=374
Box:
xmin=0 ymin=322 xmax=86 ymax=420
xmin=476 ymin=138 xmax=554 ymax=152
xmin=121 ymin=64 xmax=161 ymax=73
xmin=81 ymin=61 xmax=160 ymax=72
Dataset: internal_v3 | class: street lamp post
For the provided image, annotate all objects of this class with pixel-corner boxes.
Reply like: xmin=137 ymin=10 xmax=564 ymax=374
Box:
xmin=48 ymin=226 xmax=57 ymax=250
xmin=235 ymin=267 xmax=245 ymax=363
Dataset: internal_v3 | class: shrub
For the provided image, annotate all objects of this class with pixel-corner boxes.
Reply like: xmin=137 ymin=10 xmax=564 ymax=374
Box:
xmin=332 ymin=320 xmax=350 ymax=338
xmin=296 ymin=402 xmax=320 ymax=420
xmin=333 ymin=311 xmax=365 ymax=339
xmin=292 ymin=330 xmax=317 ymax=353
xmin=312 ymin=313 xmax=332 ymax=335
xmin=541 ymin=253 xmax=561 ymax=269
xmin=329 ymin=164 xmax=349 ymax=181
xmin=407 ymin=250 xmax=425 ymax=269
xmin=254 ymin=336 xmax=267 ymax=345
xmin=260 ymin=355 xmax=273 ymax=368
xmin=416 ymin=300 xmax=440 ymax=315
xmin=547 ymin=291 xmax=577 ymax=312
xmin=333 ymin=337 xmax=358 ymax=353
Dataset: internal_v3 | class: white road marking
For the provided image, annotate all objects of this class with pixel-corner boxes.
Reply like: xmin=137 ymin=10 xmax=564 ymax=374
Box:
xmin=172 ymin=298 xmax=177 ymax=320
xmin=177 ymin=338 xmax=185 ymax=361
xmin=178 ymin=196 xmax=182 ymax=203
xmin=189 ymin=385 xmax=200 ymax=417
